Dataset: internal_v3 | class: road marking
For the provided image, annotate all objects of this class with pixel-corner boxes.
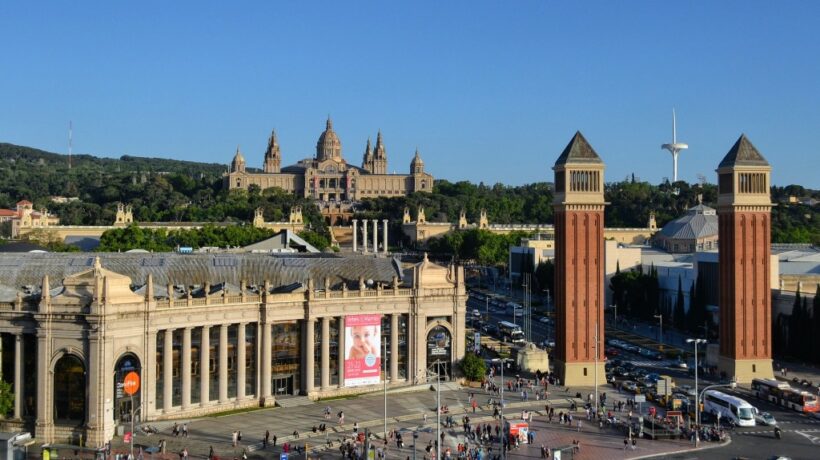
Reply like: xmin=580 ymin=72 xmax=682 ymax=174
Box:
xmin=794 ymin=430 xmax=820 ymax=445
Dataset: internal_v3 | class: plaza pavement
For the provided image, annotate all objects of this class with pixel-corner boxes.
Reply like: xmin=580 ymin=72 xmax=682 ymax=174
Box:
xmin=106 ymin=379 xmax=727 ymax=460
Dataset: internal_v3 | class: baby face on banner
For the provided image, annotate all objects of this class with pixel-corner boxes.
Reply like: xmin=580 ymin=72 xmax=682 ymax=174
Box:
xmin=349 ymin=325 xmax=379 ymax=360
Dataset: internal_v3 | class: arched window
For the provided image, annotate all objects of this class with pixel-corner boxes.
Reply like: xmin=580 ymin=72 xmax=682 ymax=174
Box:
xmin=427 ymin=326 xmax=452 ymax=380
xmin=54 ymin=355 xmax=86 ymax=423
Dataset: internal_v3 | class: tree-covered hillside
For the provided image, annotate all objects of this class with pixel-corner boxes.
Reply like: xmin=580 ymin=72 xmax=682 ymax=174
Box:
xmin=1 ymin=142 xmax=817 ymax=246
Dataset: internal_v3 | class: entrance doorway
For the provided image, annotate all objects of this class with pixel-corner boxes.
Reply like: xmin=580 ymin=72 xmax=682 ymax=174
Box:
xmin=273 ymin=375 xmax=295 ymax=396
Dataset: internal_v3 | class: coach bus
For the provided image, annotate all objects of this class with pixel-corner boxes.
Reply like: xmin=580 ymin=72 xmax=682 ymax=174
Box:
xmin=703 ymin=390 xmax=756 ymax=427
xmin=498 ymin=321 xmax=525 ymax=344
xmin=751 ymin=378 xmax=820 ymax=413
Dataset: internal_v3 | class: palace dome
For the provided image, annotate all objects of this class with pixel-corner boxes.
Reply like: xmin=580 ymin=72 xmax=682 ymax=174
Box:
xmin=316 ymin=118 xmax=342 ymax=161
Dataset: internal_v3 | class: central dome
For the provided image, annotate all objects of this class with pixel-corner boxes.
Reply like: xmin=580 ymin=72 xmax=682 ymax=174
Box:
xmin=316 ymin=117 xmax=342 ymax=161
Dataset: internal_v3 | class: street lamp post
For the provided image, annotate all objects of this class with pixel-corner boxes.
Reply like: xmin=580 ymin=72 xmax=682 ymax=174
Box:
xmin=594 ymin=321 xmax=600 ymax=415
xmin=383 ymin=340 xmax=388 ymax=436
xmin=686 ymin=338 xmax=706 ymax=444
xmin=654 ymin=314 xmax=663 ymax=347
xmin=426 ymin=361 xmax=443 ymax=460
xmin=500 ymin=359 xmax=505 ymax=460
xmin=610 ymin=304 xmax=617 ymax=329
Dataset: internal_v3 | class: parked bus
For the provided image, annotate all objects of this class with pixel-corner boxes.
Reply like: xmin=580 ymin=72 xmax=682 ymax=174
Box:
xmin=703 ymin=390 xmax=756 ymax=427
xmin=751 ymin=378 xmax=820 ymax=413
xmin=498 ymin=321 xmax=525 ymax=344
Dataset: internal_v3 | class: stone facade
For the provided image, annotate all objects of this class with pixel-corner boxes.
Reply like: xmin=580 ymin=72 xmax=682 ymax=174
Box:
xmin=716 ymin=135 xmax=774 ymax=383
xmin=0 ymin=253 xmax=466 ymax=445
xmin=224 ymin=119 xmax=434 ymax=203
xmin=552 ymin=132 xmax=607 ymax=386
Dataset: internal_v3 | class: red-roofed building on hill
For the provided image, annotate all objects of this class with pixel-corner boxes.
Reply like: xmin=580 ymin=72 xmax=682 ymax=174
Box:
xmin=0 ymin=200 xmax=60 ymax=238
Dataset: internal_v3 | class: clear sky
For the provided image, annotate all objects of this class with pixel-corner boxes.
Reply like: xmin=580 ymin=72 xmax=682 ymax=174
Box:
xmin=1 ymin=1 xmax=818 ymax=188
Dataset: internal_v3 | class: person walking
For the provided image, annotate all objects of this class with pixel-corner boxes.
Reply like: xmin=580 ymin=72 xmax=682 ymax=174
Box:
xmin=623 ymin=438 xmax=628 ymax=450
xmin=182 ymin=423 xmax=188 ymax=438
xmin=264 ymin=430 xmax=270 ymax=448
xmin=631 ymin=438 xmax=637 ymax=450
xmin=232 ymin=430 xmax=238 ymax=447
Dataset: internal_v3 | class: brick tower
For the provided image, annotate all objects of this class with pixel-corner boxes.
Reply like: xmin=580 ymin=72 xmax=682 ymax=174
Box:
xmin=552 ymin=132 xmax=607 ymax=386
xmin=716 ymin=134 xmax=774 ymax=383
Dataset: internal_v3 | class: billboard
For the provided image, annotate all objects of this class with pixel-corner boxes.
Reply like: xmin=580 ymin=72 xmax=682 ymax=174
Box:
xmin=344 ymin=314 xmax=382 ymax=387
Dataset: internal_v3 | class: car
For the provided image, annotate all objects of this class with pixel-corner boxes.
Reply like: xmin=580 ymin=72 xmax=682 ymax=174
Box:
xmin=622 ymin=380 xmax=639 ymax=393
xmin=674 ymin=361 xmax=688 ymax=369
xmin=472 ymin=309 xmax=481 ymax=317
xmin=606 ymin=374 xmax=616 ymax=383
xmin=538 ymin=316 xmax=551 ymax=323
xmin=677 ymin=385 xmax=697 ymax=397
xmin=613 ymin=367 xmax=630 ymax=378
xmin=540 ymin=339 xmax=556 ymax=348
xmin=605 ymin=347 xmax=620 ymax=357
xmin=755 ymin=411 xmax=777 ymax=426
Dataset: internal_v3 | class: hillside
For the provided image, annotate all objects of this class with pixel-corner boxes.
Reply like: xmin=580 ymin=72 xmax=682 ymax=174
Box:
xmin=1 ymin=142 xmax=817 ymax=245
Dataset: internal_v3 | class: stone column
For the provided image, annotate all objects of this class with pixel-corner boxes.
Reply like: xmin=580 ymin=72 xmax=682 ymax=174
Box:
xmin=35 ymin=332 xmax=53 ymax=440
xmin=338 ymin=316 xmax=346 ymax=388
xmin=305 ymin=319 xmax=315 ymax=395
xmin=390 ymin=314 xmax=399 ymax=382
xmin=382 ymin=219 xmax=389 ymax=254
xmin=363 ymin=221 xmax=369 ymax=253
xmin=14 ymin=333 xmax=23 ymax=419
xmin=372 ymin=219 xmax=378 ymax=253
xmin=200 ymin=326 xmax=210 ymax=405
xmin=181 ymin=328 xmax=192 ymax=410
xmin=219 ymin=324 xmax=229 ymax=403
xmin=321 ymin=317 xmax=330 ymax=389
xmin=261 ymin=323 xmax=272 ymax=401
xmin=163 ymin=329 xmax=174 ymax=412
xmin=352 ymin=219 xmax=358 ymax=252
xmin=237 ymin=323 xmax=246 ymax=400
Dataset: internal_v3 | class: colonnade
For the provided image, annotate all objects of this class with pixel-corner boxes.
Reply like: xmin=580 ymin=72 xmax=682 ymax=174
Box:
xmin=154 ymin=312 xmax=406 ymax=414
xmin=352 ymin=219 xmax=389 ymax=254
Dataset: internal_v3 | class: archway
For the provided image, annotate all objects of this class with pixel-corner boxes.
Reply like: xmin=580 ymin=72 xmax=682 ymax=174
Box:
xmin=114 ymin=353 xmax=142 ymax=423
xmin=426 ymin=326 xmax=452 ymax=380
xmin=53 ymin=355 xmax=86 ymax=424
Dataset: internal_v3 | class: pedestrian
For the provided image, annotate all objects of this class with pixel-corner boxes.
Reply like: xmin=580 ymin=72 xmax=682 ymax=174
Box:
xmin=273 ymin=434 xmax=277 ymax=447
xmin=631 ymin=438 xmax=636 ymax=450
xmin=232 ymin=431 xmax=238 ymax=447
xmin=182 ymin=423 xmax=188 ymax=438
xmin=264 ymin=430 xmax=270 ymax=448
xmin=623 ymin=438 xmax=628 ymax=450
xmin=353 ymin=422 xmax=359 ymax=434
xmin=208 ymin=446 xmax=215 ymax=460
xmin=339 ymin=410 xmax=345 ymax=425
xmin=577 ymin=420 xmax=582 ymax=432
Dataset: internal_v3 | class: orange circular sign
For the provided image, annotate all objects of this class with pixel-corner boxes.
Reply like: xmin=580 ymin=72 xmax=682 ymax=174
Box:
xmin=123 ymin=371 xmax=140 ymax=396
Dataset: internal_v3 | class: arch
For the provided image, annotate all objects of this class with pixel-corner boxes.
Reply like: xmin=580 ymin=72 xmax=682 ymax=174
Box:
xmin=53 ymin=353 xmax=86 ymax=424
xmin=425 ymin=323 xmax=453 ymax=380
xmin=114 ymin=352 xmax=142 ymax=423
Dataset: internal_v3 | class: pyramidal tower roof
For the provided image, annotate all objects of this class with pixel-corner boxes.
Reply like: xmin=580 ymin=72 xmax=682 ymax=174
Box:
xmin=554 ymin=131 xmax=603 ymax=166
xmin=718 ymin=134 xmax=769 ymax=168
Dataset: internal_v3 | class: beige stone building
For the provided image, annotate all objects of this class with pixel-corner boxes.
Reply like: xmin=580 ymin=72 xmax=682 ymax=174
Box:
xmin=223 ymin=119 xmax=434 ymax=202
xmin=0 ymin=253 xmax=466 ymax=445
xmin=0 ymin=200 xmax=61 ymax=238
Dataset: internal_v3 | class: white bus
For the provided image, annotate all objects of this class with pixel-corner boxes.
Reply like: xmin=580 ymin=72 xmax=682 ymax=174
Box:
xmin=498 ymin=321 xmax=525 ymax=344
xmin=703 ymin=390 xmax=756 ymax=427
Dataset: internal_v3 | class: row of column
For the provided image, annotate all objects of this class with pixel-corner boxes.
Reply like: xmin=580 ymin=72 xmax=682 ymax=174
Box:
xmin=303 ymin=313 xmax=402 ymax=394
xmin=161 ymin=323 xmax=250 ymax=413
xmin=158 ymin=313 xmax=405 ymax=412
xmin=352 ymin=219 xmax=389 ymax=254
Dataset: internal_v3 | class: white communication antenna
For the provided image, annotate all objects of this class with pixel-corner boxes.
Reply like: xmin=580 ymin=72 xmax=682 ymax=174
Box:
xmin=661 ymin=109 xmax=688 ymax=182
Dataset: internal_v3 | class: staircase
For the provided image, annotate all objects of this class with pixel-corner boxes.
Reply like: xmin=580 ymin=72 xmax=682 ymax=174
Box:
xmin=330 ymin=225 xmax=354 ymax=250
xmin=275 ymin=396 xmax=314 ymax=408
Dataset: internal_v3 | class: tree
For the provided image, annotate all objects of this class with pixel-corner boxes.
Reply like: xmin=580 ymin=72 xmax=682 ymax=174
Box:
xmin=788 ymin=287 xmax=803 ymax=358
xmin=459 ymin=352 xmax=487 ymax=382
xmin=0 ymin=379 xmax=14 ymax=417
xmin=674 ymin=276 xmax=686 ymax=331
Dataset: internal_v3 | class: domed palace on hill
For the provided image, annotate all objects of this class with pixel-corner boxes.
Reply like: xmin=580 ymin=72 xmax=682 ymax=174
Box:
xmin=224 ymin=118 xmax=434 ymax=202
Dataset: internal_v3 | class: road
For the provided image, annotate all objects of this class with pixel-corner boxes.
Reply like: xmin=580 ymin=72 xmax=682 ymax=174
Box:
xmin=468 ymin=287 xmax=820 ymax=459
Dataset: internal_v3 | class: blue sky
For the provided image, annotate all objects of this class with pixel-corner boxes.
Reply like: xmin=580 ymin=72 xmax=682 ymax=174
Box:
xmin=1 ymin=1 xmax=818 ymax=188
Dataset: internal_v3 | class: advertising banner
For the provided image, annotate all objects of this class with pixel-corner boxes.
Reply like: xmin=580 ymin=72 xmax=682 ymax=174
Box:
xmin=344 ymin=314 xmax=382 ymax=387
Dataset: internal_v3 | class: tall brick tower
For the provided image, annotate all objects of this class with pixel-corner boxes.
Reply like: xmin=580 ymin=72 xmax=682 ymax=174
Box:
xmin=552 ymin=132 xmax=607 ymax=385
xmin=716 ymin=134 xmax=774 ymax=383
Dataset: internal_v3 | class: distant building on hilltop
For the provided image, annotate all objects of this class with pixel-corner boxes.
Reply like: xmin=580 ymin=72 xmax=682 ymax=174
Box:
xmin=223 ymin=118 xmax=434 ymax=202
xmin=0 ymin=200 xmax=60 ymax=238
